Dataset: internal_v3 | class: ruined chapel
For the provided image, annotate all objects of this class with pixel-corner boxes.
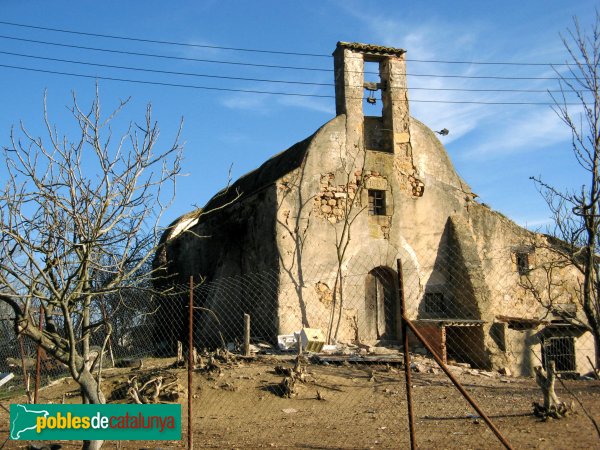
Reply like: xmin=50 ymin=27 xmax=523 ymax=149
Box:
xmin=156 ymin=42 xmax=596 ymax=377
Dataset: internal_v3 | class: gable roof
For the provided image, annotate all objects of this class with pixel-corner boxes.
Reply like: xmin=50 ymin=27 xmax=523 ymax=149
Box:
xmin=202 ymin=132 xmax=314 ymax=213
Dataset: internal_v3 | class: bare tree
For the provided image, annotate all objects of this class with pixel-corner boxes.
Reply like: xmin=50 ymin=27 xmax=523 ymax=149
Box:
xmin=325 ymin=139 xmax=369 ymax=343
xmin=0 ymin=90 xmax=182 ymax=450
xmin=531 ymin=11 xmax=600 ymax=367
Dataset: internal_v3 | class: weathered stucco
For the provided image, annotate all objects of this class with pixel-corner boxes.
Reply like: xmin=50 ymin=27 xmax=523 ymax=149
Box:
xmin=156 ymin=42 xmax=595 ymax=378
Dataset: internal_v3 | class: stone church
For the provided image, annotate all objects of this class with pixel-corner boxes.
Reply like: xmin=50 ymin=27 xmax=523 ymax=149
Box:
xmin=156 ymin=42 xmax=595 ymax=377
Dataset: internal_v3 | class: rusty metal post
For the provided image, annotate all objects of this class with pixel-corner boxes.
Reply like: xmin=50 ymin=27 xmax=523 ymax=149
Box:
xmin=396 ymin=259 xmax=416 ymax=450
xmin=188 ymin=276 xmax=194 ymax=450
xmin=405 ymin=319 xmax=514 ymax=450
xmin=34 ymin=304 xmax=43 ymax=403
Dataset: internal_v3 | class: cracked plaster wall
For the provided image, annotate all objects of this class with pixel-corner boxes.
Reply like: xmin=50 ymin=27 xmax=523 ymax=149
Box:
xmin=158 ymin=44 xmax=593 ymax=371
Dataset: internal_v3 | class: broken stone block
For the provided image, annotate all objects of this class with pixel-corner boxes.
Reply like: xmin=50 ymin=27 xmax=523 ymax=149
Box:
xmin=411 ymin=362 xmax=427 ymax=373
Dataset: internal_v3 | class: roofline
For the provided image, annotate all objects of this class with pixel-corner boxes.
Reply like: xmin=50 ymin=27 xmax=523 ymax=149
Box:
xmin=335 ymin=41 xmax=406 ymax=57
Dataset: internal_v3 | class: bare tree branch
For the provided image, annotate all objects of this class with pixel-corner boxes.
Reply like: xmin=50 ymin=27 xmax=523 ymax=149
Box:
xmin=0 ymin=89 xmax=183 ymax=450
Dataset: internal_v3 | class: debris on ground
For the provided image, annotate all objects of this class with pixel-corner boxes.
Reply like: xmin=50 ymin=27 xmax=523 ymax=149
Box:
xmin=109 ymin=371 xmax=182 ymax=403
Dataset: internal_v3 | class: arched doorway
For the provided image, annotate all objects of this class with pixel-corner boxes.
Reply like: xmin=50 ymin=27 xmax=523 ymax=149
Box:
xmin=364 ymin=267 xmax=399 ymax=341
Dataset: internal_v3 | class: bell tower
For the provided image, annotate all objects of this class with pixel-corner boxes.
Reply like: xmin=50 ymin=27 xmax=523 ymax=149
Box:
xmin=333 ymin=42 xmax=411 ymax=156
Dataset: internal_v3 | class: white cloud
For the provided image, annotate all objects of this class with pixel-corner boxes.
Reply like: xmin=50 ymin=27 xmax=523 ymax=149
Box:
xmin=221 ymin=94 xmax=270 ymax=112
xmin=461 ymin=107 xmax=570 ymax=159
xmin=277 ymin=95 xmax=334 ymax=115
xmin=222 ymin=89 xmax=334 ymax=115
xmin=336 ymin=7 xmax=579 ymax=164
xmin=331 ymin=11 xmax=500 ymax=143
xmin=176 ymin=36 xmax=234 ymax=60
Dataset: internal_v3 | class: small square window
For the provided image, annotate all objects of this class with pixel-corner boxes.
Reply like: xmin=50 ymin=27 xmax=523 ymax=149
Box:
xmin=368 ymin=190 xmax=386 ymax=215
xmin=424 ymin=293 xmax=445 ymax=316
xmin=516 ymin=252 xmax=530 ymax=275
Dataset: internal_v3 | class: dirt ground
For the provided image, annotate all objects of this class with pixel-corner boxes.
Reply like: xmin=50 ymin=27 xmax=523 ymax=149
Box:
xmin=1 ymin=355 xmax=599 ymax=449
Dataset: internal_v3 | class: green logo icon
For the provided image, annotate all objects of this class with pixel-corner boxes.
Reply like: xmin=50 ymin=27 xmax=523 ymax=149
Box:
xmin=10 ymin=404 xmax=49 ymax=439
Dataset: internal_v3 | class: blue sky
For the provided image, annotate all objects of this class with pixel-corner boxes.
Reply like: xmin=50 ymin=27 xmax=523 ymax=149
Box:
xmin=0 ymin=0 xmax=597 ymax=230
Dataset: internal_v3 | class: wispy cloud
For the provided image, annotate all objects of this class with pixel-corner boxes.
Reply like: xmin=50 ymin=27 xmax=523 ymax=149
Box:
xmin=221 ymin=93 xmax=270 ymax=112
xmin=222 ymin=86 xmax=334 ymax=115
xmin=179 ymin=39 xmax=228 ymax=58
xmin=277 ymin=95 xmax=334 ymax=115
xmin=337 ymin=5 xmax=576 ymax=163
xmin=333 ymin=8 xmax=499 ymax=143
xmin=462 ymin=108 xmax=570 ymax=159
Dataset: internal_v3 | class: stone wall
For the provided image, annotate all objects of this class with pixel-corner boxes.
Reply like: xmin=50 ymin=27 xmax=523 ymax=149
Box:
xmin=157 ymin=42 xmax=596 ymax=375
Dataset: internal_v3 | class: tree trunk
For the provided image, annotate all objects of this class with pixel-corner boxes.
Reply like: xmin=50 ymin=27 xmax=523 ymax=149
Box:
xmin=536 ymin=361 xmax=560 ymax=410
xmin=78 ymin=368 xmax=105 ymax=450
xmin=533 ymin=360 xmax=568 ymax=419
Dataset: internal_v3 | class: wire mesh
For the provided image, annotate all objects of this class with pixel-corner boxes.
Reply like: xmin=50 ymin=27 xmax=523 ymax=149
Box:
xmin=0 ymin=243 xmax=598 ymax=448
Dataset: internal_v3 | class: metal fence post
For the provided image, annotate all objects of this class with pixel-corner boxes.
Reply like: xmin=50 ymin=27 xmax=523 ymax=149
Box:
xmin=404 ymin=316 xmax=514 ymax=450
xmin=396 ymin=259 xmax=416 ymax=450
xmin=188 ymin=275 xmax=194 ymax=450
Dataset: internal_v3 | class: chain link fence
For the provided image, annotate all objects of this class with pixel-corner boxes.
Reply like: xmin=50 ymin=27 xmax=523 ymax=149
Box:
xmin=1 ymin=243 xmax=599 ymax=448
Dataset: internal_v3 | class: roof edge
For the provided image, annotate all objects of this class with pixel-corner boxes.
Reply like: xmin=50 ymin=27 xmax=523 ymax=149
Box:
xmin=336 ymin=41 xmax=406 ymax=57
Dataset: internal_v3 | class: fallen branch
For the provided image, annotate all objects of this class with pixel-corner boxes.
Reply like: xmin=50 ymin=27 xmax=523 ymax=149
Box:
xmin=125 ymin=372 xmax=180 ymax=404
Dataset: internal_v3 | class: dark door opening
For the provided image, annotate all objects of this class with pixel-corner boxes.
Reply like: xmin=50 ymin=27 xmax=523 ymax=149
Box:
xmin=365 ymin=267 xmax=398 ymax=341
